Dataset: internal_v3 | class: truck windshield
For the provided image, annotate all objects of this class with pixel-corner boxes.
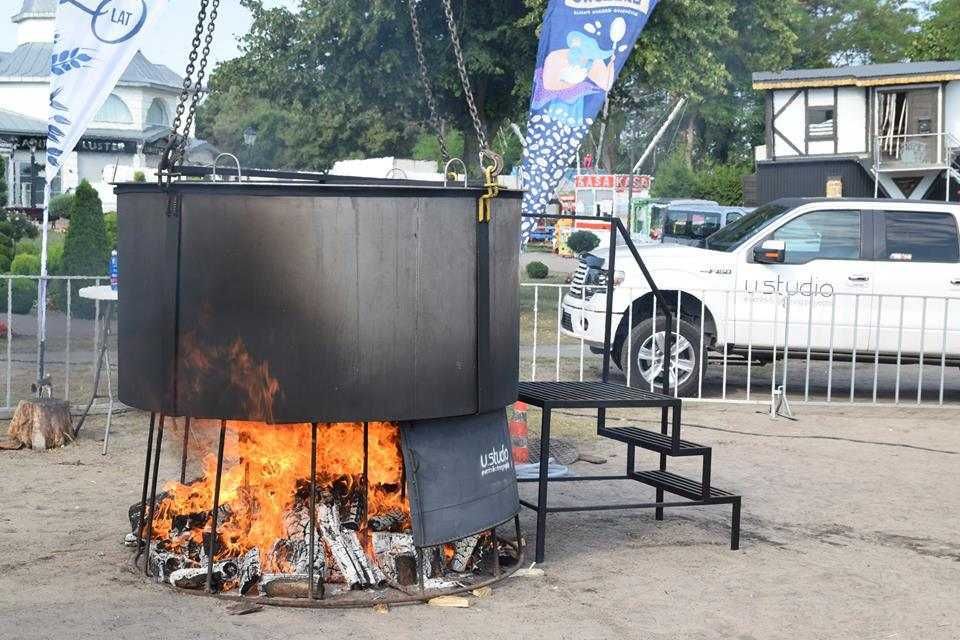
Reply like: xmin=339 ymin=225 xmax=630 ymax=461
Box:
xmin=705 ymin=203 xmax=790 ymax=252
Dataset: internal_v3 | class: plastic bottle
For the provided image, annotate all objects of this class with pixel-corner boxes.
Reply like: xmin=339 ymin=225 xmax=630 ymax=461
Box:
xmin=110 ymin=250 xmax=118 ymax=292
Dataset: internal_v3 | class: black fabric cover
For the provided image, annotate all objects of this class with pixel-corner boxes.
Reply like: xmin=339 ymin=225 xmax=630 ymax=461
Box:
xmin=401 ymin=410 xmax=520 ymax=547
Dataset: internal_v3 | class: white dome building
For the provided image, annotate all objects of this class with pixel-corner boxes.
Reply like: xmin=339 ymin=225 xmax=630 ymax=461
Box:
xmin=0 ymin=0 xmax=216 ymax=210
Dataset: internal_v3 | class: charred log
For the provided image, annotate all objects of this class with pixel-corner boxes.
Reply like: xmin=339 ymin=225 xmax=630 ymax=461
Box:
xmin=368 ymin=510 xmax=405 ymax=532
xmin=238 ymin=548 xmax=262 ymax=596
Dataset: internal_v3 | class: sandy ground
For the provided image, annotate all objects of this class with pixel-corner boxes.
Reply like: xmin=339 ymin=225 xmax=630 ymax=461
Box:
xmin=1 ymin=404 xmax=958 ymax=640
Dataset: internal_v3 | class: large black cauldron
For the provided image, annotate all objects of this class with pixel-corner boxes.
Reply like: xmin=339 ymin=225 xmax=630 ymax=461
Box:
xmin=116 ymin=181 xmax=521 ymax=424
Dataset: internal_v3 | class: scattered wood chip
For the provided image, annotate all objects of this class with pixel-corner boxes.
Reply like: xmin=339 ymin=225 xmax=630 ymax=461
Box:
xmin=471 ymin=586 xmax=492 ymax=599
xmin=225 ymin=602 xmax=263 ymax=616
xmin=512 ymin=564 xmax=545 ymax=578
xmin=427 ymin=595 xmax=470 ymax=608
xmin=576 ymin=453 xmax=607 ymax=464
xmin=373 ymin=603 xmax=390 ymax=614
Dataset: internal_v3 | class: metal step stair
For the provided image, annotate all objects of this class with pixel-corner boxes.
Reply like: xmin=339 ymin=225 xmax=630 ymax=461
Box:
xmin=598 ymin=425 xmax=709 ymax=456
xmin=632 ymin=469 xmax=735 ymax=501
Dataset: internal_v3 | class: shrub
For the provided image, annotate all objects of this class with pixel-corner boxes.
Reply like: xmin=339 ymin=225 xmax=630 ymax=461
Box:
xmin=15 ymin=238 xmax=39 ymax=256
xmin=56 ymin=181 xmax=110 ymax=319
xmin=0 ymin=279 xmax=38 ymax=314
xmin=133 ymin=170 xmax=147 ymax=183
xmin=525 ymin=261 xmax=549 ymax=279
xmin=566 ymin=230 xmax=600 ymax=255
xmin=7 ymin=214 xmax=37 ymax=240
xmin=650 ymin=147 xmax=749 ymax=206
xmin=104 ymin=212 xmax=118 ymax=249
xmin=10 ymin=253 xmax=40 ymax=276
xmin=49 ymin=193 xmax=75 ymax=220
xmin=47 ymin=242 xmax=64 ymax=276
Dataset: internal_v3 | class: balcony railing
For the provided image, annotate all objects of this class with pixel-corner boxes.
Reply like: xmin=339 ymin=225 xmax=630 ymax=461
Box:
xmin=874 ymin=131 xmax=960 ymax=172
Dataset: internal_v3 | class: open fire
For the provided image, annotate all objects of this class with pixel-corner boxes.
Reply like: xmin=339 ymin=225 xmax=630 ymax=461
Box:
xmin=130 ymin=416 xmax=519 ymax=601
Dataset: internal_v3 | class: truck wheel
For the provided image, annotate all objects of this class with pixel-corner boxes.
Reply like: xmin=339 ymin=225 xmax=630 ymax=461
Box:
xmin=625 ymin=317 xmax=702 ymax=397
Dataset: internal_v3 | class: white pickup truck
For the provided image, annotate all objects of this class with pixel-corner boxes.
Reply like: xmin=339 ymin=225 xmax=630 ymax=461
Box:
xmin=561 ymin=198 xmax=960 ymax=396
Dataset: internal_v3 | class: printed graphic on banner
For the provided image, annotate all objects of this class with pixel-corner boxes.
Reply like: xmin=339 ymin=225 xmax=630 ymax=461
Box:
xmin=46 ymin=0 xmax=168 ymax=177
xmin=520 ymin=0 xmax=660 ymax=229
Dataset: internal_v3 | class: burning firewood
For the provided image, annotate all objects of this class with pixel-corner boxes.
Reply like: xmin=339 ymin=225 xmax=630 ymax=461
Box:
xmin=238 ymin=548 xmax=262 ymax=596
xmin=450 ymin=535 xmax=480 ymax=573
xmin=168 ymin=560 xmax=239 ymax=591
xmin=150 ymin=549 xmax=186 ymax=582
xmin=372 ymin=532 xmax=416 ymax=585
xmin=318 ymin=497 xmax=385 ymax=589
xmin=340 ymin=489 xmax=366 ymax=531
xmin=368 ymin=510 xmax=405 ymax=532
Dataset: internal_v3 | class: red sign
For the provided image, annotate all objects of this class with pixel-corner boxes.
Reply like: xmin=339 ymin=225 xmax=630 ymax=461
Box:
xmin=574 ymin=174 xmax=653 ymax=192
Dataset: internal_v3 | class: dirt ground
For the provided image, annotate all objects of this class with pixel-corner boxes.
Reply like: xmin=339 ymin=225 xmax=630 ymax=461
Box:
xmin=1 ymin=403 xmax=958 ymax=640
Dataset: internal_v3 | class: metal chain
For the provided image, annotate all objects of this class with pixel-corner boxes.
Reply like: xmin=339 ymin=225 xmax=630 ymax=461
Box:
xmin=178 ymin=0 xmax=220 ymax=167
xmin=159 ymin=0 xmax=219 ymax=180
xmin=407 ymin=0 xmax=450 ymax=164
xmin=440 ymin=0 xmax=502 ymax=175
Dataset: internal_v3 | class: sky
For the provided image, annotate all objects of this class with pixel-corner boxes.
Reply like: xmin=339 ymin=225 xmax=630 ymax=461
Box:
xmin=0 ymin=0 xmax=299 ymax=72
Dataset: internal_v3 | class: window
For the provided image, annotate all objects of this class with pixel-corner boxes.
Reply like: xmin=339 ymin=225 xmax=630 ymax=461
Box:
xmin=690 ymin=212 xmax=722 ymax=239
xmin=94 ymin=94 xmax=133 ymax=124
xmin=664 ymin=210 xmax=689 ymax=237
xmin=145 ymin=98 xmax=169 ymax=127
xmin=705 ymin=203 xmax=790 ymax=252
xmin=725 ymin=212 xmax=743 ymax=225
xmin=770 ymin=210 xmax=860 ymax=264
xmin=807 ymin=106 xmax=834 ymax=139
xmin=882 ymin=212 xmax=959 ymax=263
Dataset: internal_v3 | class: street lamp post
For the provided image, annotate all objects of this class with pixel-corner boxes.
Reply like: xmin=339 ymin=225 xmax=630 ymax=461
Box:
xmin=242 ymin=126 xmax=258 ymax=175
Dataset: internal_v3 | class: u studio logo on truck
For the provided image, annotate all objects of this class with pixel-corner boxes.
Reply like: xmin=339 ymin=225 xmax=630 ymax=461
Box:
xmin=480 ymin=444 xmax=511 ymax=477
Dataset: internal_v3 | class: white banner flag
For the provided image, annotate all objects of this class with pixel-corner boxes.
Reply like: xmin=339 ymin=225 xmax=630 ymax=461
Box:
xmin=46 ymin=0 xmax=170 ymax=181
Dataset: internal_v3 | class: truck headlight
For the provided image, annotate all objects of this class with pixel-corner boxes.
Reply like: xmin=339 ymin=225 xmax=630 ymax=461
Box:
xmin=598 ymin=270 xmax=626 ymax=287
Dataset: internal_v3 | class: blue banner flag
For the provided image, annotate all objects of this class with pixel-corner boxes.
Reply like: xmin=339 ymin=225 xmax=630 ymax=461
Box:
xmin=520 ymin=0 xmax=660 ymax=226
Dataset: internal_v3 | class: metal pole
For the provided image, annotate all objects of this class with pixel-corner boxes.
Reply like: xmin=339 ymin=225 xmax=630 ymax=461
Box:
xmin=134 ymin=413 xmax=156 ymax=565
xmin=143 ymin=415 xmax=165 ymax=575
xmin=309 ymin=422 xmax=318 ymax=599
xmin=179 ymin=417 xmax=191 ymax=484
xmin=206 ymin=420 xmax=227 ymax=592
xmin=631 ymin=98 xmax=686 ymax=174
xmin=36 ymin=178 xmax=51 ymax=392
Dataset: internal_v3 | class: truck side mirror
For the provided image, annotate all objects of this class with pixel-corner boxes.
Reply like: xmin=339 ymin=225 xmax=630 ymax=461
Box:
xmin=754 ymin=239 xmax=786 ymax=264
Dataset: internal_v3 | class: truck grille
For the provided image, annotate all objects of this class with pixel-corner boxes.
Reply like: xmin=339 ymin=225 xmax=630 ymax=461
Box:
xmin=561 ymin=310 xmax=573 ymax=331
xmin=569 ymin=259 xmax=592 ymax=299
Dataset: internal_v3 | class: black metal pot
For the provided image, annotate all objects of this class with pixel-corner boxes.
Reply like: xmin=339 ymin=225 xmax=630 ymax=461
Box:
xmin=116 ymin=180 xmax=521 ymax=423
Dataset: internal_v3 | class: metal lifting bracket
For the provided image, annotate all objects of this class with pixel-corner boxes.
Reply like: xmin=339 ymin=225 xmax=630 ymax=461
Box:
xmin=477 ymin=166 xmax=500 ymax=223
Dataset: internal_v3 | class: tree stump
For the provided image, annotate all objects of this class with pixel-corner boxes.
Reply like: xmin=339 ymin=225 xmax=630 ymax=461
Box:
xmin=7 ymin=399 xmax=73 ymax=450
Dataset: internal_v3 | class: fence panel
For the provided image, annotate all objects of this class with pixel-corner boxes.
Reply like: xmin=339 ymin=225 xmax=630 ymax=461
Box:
xmin=0 ymin=275 xmax=114 ymax=417
xmin=519 ymin=283 xmax=960 ymax=407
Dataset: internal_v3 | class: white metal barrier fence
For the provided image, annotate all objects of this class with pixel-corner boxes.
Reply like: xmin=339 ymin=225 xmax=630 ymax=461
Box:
xmin=520 ymin=283 xmax=960 ymax=407
xmin=0 ymin=275 xmax=115 ymax=416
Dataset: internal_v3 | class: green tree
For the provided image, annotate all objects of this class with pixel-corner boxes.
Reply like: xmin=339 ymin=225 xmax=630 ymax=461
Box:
xmin=0 ymin=157 xmax=7 ymax=207
xmin=58 ymin=181 xmax=109 ymax=319
xmin=794 ymin=0 xmax=918 ymax=67
xmin=909 ymin=0 xmax=960 ymax=61
xmin=198 ymin=0 xmax=539 ymax=174
xmin=650 ymin=147 xmax=749 ymax=205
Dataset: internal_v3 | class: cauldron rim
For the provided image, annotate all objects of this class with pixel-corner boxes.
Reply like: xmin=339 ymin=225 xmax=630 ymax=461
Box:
xmin=114 ymin=178 xmax=523 ymax=200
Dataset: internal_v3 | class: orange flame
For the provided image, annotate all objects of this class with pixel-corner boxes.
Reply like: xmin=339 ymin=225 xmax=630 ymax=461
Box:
xmin=153 ymin=420 xmax=409 ymax=572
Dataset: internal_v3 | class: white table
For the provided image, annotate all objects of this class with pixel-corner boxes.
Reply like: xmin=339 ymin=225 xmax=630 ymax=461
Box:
xmin=77 ymin=285 xmax=118 ymax=455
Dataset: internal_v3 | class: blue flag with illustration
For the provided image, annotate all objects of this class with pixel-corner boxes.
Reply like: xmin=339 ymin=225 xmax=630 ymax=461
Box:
xmin=46 ymin=0 xmax=169 ymax=182
xmin=520 ymin=0 xmax=660 ymax=228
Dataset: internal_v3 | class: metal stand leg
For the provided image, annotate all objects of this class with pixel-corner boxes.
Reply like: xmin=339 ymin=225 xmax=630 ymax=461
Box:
xmin=492 ymin=527 xmax=501 ymax=577
xmin=179 ymin=417 xmax=191 ymax=484
xmin=655 ymin=488 xmax=664 ymax=521
xmin=75 ymin=302 xmax=113 ymax=439
xmin=133 ymin=412 xmax=156 ymax=565
xmin=100 ymin=303 xmax=116 ymax=455
xmin=535 ymin=407 xmax=552 ymax=563
xmin=206 ymin=420 xmax=227 ymax=593
xmin=415 ymin=546 xmax=425 ymax=593
xmin=513 ymin=514 xmax=523 ymax=557
xmin=142 ymin=414 xmax=165 ymax=575
xmin=730 ymin=497 xmax=741 ymax=551
xmin=308 ymin=422 xmax=319 ymax=599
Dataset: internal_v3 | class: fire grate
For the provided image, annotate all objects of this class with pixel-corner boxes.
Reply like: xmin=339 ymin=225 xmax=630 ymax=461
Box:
xmin=128 ymin=414 xmax=525 ymax=607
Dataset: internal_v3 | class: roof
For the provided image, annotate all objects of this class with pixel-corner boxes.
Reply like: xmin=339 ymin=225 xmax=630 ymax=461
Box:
xmin=0 ymin=42 xmax=181 ymax=90
xmin=753 ymin=60 xmax=960 ymax=90
xmin=0 ymin=107 xmax=173 ymax=142
xmin=12 ymin=0 xmax=55 ymax=22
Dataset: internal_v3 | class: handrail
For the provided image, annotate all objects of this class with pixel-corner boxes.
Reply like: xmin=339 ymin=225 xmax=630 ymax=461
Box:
xmin=522 ymin=212 xmax=675 ymax=397
xmin=212 ymin=153 xmax=242 ymax=182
